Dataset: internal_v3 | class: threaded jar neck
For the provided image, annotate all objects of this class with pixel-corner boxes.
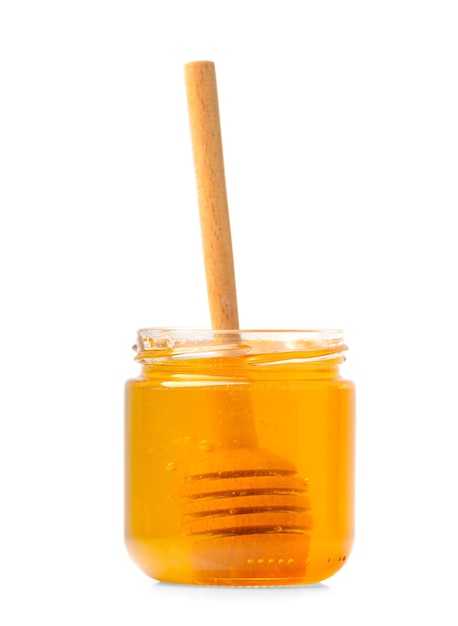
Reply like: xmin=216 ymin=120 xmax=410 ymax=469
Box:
xmin=134 ymin=329 xmax=348 ymax=370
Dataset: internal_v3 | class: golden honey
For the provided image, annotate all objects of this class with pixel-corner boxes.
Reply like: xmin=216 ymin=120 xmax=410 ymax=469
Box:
xmin=125 ymin=329 xmax=355 ymax=586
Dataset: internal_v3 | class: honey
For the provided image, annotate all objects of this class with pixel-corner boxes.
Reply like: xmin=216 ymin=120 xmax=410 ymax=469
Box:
xmin=125 ymin=329 xmax=355 ymax=586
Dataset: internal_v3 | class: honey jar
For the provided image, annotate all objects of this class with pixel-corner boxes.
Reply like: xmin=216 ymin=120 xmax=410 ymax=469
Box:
xmin=125 ymin=328 xmax=355 ymax=586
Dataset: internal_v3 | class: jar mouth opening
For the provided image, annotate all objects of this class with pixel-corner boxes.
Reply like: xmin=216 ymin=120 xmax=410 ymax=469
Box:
xmin=134 ymin=328 xmax=347 ymax=362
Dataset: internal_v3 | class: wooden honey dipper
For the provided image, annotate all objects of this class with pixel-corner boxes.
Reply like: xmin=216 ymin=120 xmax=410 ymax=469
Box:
xmin=183 ymin=61 xmax=312 ymax=582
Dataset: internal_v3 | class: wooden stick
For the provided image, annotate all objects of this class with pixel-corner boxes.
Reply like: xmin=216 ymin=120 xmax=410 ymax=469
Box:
xmin=182 ymin=66 xmax=308 ymax=572
xmin=184 ymin=61 xmax=239 ymax=330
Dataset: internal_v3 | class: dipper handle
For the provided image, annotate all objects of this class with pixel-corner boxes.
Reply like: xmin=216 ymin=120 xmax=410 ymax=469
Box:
xmin=184 ymin=61 xmax=239 ymax=330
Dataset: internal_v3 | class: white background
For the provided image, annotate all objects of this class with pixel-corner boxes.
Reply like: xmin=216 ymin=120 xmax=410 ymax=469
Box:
xmin=1 ymin=1 xmax=457 ymax=624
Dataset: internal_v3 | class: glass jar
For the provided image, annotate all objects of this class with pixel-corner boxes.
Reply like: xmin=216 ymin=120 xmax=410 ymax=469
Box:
xmin=125 ymin=329 xmax=355 ymax=586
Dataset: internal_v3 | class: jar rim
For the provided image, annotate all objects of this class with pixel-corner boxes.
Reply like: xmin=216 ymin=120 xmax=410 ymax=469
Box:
xmin=134 ymin=328 xmax=347 ymax=361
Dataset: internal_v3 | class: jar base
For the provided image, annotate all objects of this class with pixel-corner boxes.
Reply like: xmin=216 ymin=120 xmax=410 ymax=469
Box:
xmin=188 ymin=532 xmax=311 ymax=582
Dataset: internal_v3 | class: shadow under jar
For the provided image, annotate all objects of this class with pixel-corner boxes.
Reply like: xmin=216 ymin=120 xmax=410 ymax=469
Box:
xmin=125 ymin=329 xmax=355 ymax=586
